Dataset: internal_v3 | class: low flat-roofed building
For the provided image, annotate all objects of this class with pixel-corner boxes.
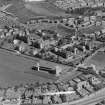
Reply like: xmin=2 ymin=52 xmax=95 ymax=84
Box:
xmin=101 ymin=28 xmax=105 ymax=33
xmin=83 ymin=16 xmax=90 ymax=22
xmin=90 ymin=16 xmax=96 ymax=21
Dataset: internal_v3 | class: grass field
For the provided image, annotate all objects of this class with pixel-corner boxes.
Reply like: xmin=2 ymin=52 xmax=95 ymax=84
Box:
xmin=57 ymin=23 xmax=75 ymax=36
xmin=0 ymin=48 xmax=70 ymax=88
xmin=6 ymin=0 xmax=66 ymax=23
xmin=6 ymin=1 xmax=39 ymax=23
xmin=25 ymin=1 xmax=65 ymax=16
xmin=27 ymin=22 xmax=75 ymax=37
xmin=84 ymin=51 xmax=105 ymax=70
xmin=0 ymin=48 xmax=47 ymax=88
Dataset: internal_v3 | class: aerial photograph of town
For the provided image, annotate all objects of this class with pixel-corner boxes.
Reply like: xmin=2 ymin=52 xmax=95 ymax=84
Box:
xmin=1 ymin=0 xmax=105 ymax=105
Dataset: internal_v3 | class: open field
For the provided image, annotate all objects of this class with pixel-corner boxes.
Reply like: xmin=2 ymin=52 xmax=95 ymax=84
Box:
xmin=0 ymin=48 xmax=48 ymax=88
xmin=6 ymin=0 xmax=66 ymax=23
xmin=84 ymin=51 xmax=105 ymax=70
xmin=27 ymin=23 xmax=75 ymax=37
xmin=0 ymin=49 xmax=53 ymax=88
xmin=25 ymin=1 xmax=65 ymax=16
xmin=0 ymin=48 xmax=70 ymax=88
xmin=6 ymin=1 xmax=39 ymax=23
xmin=57 ymin=23 xmax=75 ymax=36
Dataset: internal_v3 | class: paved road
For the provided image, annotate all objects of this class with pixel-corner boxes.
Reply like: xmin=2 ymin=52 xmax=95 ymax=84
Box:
xmin=68 ymin=88 xmax=105 ymax=105
xmin=77 ymin=94 xmax=105 ymax=105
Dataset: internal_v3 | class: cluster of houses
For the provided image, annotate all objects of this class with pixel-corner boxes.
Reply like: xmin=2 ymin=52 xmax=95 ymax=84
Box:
xmin=95 ymin=100 xmax=105 ymax=105
xmin=0 ymin=5 xmax=105 ymax=68
xmin=83 ymin=27 xmax=105 ymax=42
xmin=26 ymin=14 xmax=104 ymax=31
xmin=0 ymin=65 xmax=104 ymax=105
xmin=0 ymin=5 xmax=105 ymax=105
xmin=54 ymin=0 xmax=105 ymax=10
xmin=0 ymin=16 xmax=104 ymax=67
xmin=0 ymin=1 xmax=104 ymax=68
xmin=0 ymin=1 xmax=105 ymax=105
